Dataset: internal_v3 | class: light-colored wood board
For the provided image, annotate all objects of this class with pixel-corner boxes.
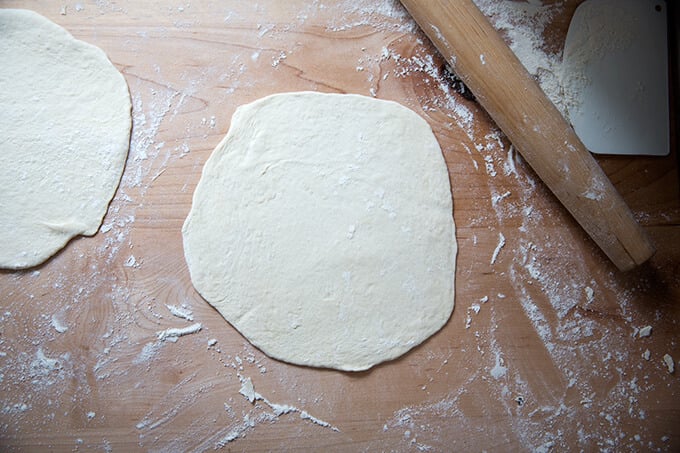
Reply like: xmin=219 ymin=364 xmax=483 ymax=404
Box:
xmin=1 ymin=1 xmax=679 ymax=451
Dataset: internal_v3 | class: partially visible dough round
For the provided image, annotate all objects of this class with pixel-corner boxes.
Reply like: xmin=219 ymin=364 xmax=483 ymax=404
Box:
xmin=183 ymin=92 xmax=456 ymax=371
xmin=0 ymin=9 xmax=131 ymax=269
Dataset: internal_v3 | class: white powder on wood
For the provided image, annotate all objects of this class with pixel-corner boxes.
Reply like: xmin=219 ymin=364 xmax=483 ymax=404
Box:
xmin=490 ymin=232 xmax=506 ymax=265
xmin=50 ymin=314 xmax=68 ymax=333
xmin=662 ymin=354 xmax=675 ymax=374
xmin=490 ymin=352 xmax=508 ymax=379
xmin=165 ymin=304 xmax=194 ymax=321
xmin=238 ymin=376 xmax=339 ymax=432
xmin=473 ymin=0 xmax=571 ymax=116
xmin=156 ymin=323 xmax=202 ymax=342
xmin=638 ymin=326 xmax=652 ymax=338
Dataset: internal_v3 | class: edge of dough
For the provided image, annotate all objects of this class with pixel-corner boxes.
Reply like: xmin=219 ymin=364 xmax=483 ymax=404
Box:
xmin=0 ymin=9 xmax=132 ymax=270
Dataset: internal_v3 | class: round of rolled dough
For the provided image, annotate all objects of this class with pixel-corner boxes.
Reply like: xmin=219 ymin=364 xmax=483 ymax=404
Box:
xmin=183 ymin=92 xmax=456 ymax=371
xmin=0 ymin=9 xmax=131 ymax=269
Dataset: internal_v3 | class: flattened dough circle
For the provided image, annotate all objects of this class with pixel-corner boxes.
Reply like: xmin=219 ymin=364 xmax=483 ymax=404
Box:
xmin=0 ymin=9 xmax=131 ymax=269
xmin=183 ymin=92 xmax=456 ymax=371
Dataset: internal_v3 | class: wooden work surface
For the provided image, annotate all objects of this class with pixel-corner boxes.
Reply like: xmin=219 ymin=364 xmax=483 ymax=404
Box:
xmin=1 ymin=1 xmax=679 ymax=451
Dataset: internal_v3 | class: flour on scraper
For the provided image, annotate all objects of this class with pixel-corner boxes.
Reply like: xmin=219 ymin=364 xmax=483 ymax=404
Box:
xmin=0 ymin=9 xmax=131 ymax=269
xmin=183 ymin=92 xmax=457 ymax=371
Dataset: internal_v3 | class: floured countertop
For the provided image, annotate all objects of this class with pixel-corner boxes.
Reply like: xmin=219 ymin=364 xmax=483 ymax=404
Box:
xmin=1 ymin=1 xmax=679 ymax=451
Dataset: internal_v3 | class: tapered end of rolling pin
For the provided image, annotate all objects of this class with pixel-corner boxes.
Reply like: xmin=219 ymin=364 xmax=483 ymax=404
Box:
xmin=400 ymin=0 xmax=655 ymax=271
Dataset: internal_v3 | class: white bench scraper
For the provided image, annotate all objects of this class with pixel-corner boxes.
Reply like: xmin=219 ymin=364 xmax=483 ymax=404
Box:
xmin=562 ymin=0 xmax=669 ymax=156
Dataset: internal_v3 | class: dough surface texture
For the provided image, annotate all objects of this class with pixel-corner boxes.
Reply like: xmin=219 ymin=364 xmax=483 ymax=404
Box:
xmin=0 ymin=9 xmax=131 ymax=269
xmin=183 ymin=92 xmax=456 ymax=371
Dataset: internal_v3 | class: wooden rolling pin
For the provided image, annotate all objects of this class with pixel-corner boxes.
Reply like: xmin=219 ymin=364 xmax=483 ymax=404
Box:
xmin=400 ymin=0 xmax=655 ymax=271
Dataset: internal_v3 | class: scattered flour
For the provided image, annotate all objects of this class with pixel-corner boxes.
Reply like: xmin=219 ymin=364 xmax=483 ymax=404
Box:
xmin=210 ymin=375 xmax=338 ymax=448
xmin=490 ymin=352 xmax=508 ymax=379
xmin=214 ymin=412 xmax=277 ymax=448
xmin=237 ymin=376 xmax=339 ymax=432
xmin=490 ymin=232 xmax=506 ymax=265
xmin=156 ymin=323 xmax=203 ymax=342
xmin=29 ymin=348 xmax=71 ymax=388
xmin=133 ymin=341 xmax=163 ymax=365
xmin=638 ymin=326 xmax=652 ymax=338
xmin=465 ymin=303 xmax=482 ymax=330
xmin=662 ymin=354 xmax=675 ymax=374
xmin=50 ymin=314 xmax=69 ymax=333
xmin=165 ymin=304 xmax=194 ymax=322
xmin=473 ymin=0 xmax=569 ymax=116
xmin=123 ymin=255 xmax=140 ymax=268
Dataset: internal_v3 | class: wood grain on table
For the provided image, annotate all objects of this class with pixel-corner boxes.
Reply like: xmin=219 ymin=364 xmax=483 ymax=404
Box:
xmin=1 ymin=1 xmax=679 ymax=451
